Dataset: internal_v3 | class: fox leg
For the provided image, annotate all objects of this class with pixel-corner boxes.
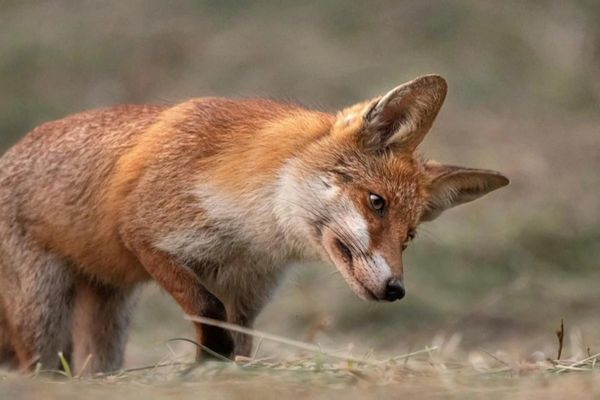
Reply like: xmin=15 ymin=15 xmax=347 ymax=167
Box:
xmin=133 ymin=247 xmax=234 ymax=360
xmin=226 ymin=312 xmax=255 ymax=358
xmin=71 ymin=279 xmax=137 ymax=375
xmin=225 ymin=270 xmax=281 ymax=358
xmin=0 ymin=241 xmax=75 ymax=372
xmin=0 ymin=301 xmax=16 ymax=367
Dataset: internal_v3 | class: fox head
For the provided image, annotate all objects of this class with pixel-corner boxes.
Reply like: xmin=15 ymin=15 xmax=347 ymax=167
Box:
xmin=278 ymin=75 xmax=508 ymax=302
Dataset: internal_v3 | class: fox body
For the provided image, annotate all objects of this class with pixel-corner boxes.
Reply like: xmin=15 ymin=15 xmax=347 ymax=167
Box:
xmin=0 ymin=75 xmax=507 ymax=374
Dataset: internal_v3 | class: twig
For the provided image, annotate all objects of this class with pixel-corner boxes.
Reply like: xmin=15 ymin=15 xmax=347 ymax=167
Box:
xmin=75 ymin=354 xmax=93 ymax=378
xmin=115 ymin=361 xmax=192 ymax=375
xmin=167 ymin=337 xmax=232 ymax=363
xmin=186 ymin=315 xmax=379 ymax=365
xmin=376 ymin=346 xmax=439 ymax=365
xmin=252 ymin=336 xmax=265 ymax=360
xmin=478 ymin=348 xmax=511 ymax=367
xmin=555 ymin=352 xmax=600 ymax=374
xmin=556 ymin=319 xmax=565 ymax=360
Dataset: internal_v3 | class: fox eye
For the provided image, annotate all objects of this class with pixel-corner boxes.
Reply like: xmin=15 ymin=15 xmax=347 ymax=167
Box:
xmin=368 ymin=193 xmax=386 ymax=214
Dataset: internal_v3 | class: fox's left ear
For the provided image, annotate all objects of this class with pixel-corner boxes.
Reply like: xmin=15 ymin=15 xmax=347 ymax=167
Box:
xmin=420 ymin=162 xmax=509 ymax=222
xmin=361 ymin=74 xmax=447 ymax=152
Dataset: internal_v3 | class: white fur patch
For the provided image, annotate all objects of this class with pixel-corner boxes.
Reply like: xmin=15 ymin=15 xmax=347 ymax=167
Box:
xmin=370 ymin=252 xmax=392 ymax=281
xmin=272 ymin=160 xmax=339 ymax=259
xmin=276 ymin=159 xmax=371 ymax=256
xmin=188 ymin=164 xmax=319 ymax=263
xmin=273 ymin=161 xmax=314 ymax=241
xmin=155 ymin=229 xmax=218 ymax=261
xmin=342 ymin=201 xmax=370 ymax=249
xmin=308 ymin=176 xmax=340 ymax=201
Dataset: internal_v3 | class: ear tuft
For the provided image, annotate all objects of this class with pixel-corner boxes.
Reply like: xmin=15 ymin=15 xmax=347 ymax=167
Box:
xmin=420 ymin=164 xmax=509 ymax=222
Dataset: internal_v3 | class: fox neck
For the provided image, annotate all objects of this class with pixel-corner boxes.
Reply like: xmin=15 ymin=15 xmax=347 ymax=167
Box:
xmin=194 ymin=168 xmax=320 ymax=264
xmin=273 ymin=157 xmax=331 ymax=260
xmin=191 ymin=114 xmax=333 ymax=265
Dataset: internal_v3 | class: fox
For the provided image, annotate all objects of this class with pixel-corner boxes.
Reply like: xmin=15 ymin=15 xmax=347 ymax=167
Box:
xmin=0 ymin=75 xmax=508 ymax=374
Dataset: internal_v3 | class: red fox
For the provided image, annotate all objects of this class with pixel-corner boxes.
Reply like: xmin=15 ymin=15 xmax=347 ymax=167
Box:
xmin=0 ymin=75 xmax=508 ymax=374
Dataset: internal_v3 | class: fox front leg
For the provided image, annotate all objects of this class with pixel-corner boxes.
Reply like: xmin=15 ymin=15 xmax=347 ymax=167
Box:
xmin=133 ymin=247 xmax=234 ymax=360
xmin=224 ymin=267 xmax=283 ymax=358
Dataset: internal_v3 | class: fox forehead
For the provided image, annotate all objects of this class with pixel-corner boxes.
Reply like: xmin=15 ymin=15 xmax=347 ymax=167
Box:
xmin=331 ymin=151 xmax=427 ymax=222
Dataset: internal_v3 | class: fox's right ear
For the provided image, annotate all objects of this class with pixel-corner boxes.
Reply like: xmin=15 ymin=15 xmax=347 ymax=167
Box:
xmin=360 ymin=75 xmax=447 ymax=153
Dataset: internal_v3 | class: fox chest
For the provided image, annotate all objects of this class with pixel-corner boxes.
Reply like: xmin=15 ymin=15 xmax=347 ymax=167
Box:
xmin=154 ymin=227 xmax=287 ymax=301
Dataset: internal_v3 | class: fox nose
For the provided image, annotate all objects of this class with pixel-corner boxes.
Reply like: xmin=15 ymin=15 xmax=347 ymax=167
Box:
xmin=384 ymin=279 xmax=405 ymax=301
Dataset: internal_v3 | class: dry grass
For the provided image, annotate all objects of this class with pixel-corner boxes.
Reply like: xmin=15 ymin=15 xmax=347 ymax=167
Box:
xmin=2 ymin=317 xmax=600 ymax=400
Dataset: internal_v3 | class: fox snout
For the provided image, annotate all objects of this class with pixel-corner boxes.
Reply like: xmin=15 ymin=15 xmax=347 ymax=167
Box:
xmin=323 ymin=228 xmax=404 ymax=302
xmin=384 ymin=278 xmax=405 ymax=302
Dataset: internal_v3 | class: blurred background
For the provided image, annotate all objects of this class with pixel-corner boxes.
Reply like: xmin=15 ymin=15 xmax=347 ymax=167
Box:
xmin=1 ymin=0 xmax=599 ymax=366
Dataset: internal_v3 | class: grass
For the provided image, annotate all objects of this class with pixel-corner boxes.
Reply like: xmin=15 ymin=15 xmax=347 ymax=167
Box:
xmin=2 ymin=317 xmax=600 ymax=400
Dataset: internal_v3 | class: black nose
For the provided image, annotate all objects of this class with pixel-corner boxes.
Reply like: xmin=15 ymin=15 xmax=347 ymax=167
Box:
xmin=384 ymin=279 xmax=405 ymax=301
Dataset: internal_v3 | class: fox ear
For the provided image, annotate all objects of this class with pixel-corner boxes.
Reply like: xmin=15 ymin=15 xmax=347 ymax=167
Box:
xmin=362 ymin=75 xmax=447 ymax=152
xmin=420 ymin=162 xmax=509 ymax=222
